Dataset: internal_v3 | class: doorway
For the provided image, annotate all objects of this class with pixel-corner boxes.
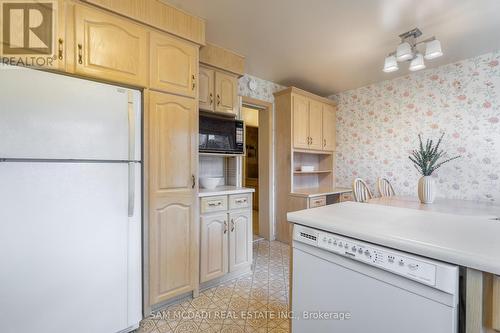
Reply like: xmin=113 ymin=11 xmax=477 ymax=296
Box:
xmin=241 ymin=96 xmax=274 ymax=241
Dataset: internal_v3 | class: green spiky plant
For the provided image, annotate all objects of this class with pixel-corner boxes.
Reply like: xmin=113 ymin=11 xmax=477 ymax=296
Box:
xmin=408 ymin=133 xmax=461 ymax=176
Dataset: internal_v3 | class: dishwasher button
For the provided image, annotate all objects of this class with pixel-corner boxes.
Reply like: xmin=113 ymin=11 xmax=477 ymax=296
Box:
xmin=399 ymin=260 xmax=405 ymax=266
xmin=358 ymin=248 xmax=363 ymax=254
xmin=408 ymin=264 xmax=419 ymax=271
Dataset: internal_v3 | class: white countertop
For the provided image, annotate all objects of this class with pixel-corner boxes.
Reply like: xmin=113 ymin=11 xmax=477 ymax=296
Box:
xmin=290 ymin=187 xmax=352 ymax=198
xmin=199 ymin=186 xmax=255 ymax=197
xmin=287 ymin=202 xmax=500 ymax=275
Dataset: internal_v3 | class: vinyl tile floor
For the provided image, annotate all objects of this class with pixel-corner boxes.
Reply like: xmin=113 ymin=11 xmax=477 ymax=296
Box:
xmin=138 ymin=240 xmax=290 ymax=333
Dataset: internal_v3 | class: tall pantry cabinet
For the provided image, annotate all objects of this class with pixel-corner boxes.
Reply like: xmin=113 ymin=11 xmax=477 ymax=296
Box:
xmin=147 ymin=36 xmax=200 ymax=306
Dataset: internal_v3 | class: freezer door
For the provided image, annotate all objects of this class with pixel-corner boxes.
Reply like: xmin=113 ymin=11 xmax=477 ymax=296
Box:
xmin=0 ymin=66 xmax=141 ymax=161
xmin=0 ymin=162 xmax=142 ymax=333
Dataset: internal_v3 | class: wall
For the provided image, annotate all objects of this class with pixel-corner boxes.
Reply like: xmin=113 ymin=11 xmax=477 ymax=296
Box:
xmin=332 ymin=51 xmax=500 ymax=202
xmin=239 ymin=74 xmax=286 ymax=103
xmin=238 ymin=74 xmax=285 ymax=239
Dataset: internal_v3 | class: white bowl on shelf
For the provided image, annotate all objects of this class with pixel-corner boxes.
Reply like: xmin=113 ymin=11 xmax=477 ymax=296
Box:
xmin=200 ymin=177 xmax=221 ymax=190
xmin=300 ymin=165 xmax=315 ymax=172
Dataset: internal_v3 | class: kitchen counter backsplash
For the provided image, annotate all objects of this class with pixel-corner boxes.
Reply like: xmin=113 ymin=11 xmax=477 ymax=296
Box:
xmin=331 ymin=50 xmax=500 ymax=202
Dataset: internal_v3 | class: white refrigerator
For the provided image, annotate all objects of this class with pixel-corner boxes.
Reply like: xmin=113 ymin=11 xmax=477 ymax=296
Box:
xmin=0 ymin=66 xmax=142 ymax=333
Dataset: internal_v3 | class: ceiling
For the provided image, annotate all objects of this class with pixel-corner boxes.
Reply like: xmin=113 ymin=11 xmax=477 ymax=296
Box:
xmin=167 ymin=0 xmax=500 ymax=96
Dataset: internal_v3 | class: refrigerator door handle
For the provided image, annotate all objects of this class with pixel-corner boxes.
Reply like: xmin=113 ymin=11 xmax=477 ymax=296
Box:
xmin=128 ymin=91 xmax=135 ymax=161
xmin=128 ymin=162 xmax=135 ymax=217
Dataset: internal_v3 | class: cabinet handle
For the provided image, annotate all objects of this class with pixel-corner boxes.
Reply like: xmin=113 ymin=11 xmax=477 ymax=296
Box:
xmin=217 ymin=94 xmax=221 ymax=106
xmin=230 ymin=219 xmax=235 ymax=232
xmin=77 ymin=44 xmax=83 ymax=65
xmin=58 ymin=38 xmax=64 ymax=60
xmin=192 ymin=175 xmax=196 ymax=189
xmin=208 ymin=201 xmax=222 ymax=207
xmin=323 ymin=138 xmax=326 ymax=147
xmin=192 ymin=74 xmax=196 ymax=90
xmin=310 ymin=137 xmax=313 ymax=145
xmin=235 ymin=198 xmax=247 ymax=204
xmin=209 ymin=93 xmax=213 ymax=105
xmin=224 ymin=221 xmax=228 ymax=234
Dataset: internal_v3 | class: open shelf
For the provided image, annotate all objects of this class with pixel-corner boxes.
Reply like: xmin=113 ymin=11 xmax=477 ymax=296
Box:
xmin=293 ymin=170 xmax=333 ymax=174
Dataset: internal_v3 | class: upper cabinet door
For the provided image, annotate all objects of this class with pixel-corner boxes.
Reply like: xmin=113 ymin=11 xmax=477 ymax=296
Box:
xmin=308 ymin=100 xmax=323 ymax=150
xmin=74 ymin=5 xmax=148 ymax=86
xmin=229 ymin=210 xmax=252 ymax=273
xmin=150 ymin=32 xmax=198 ymax=98
xmin=199 ymin=67 xmax=215 ymax=111
xmin=322 ymin=104 xmax=336 ymax=151
xmin=292 ymin=94 xmax=310 ymax=149
xmin=149 ymin=91 xmax=197 ymax=194
xmin=215 ymin=72 xmax=238 ymax=114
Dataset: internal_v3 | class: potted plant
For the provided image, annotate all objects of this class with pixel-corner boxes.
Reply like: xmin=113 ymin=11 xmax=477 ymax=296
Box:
xmin=408 ymin=133 xmax=460 ymax=204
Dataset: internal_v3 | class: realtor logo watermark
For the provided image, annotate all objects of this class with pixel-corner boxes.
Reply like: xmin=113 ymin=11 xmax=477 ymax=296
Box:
xmin=1 ymin=0 xmax=57 ymax=67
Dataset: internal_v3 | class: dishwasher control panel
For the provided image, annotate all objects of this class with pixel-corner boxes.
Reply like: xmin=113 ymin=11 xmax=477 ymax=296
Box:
xmin=294 ymin=225 xmax=437 ymax=286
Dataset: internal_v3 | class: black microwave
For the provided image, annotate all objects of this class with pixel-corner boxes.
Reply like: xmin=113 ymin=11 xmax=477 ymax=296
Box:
xmin=199 ymin=112 xmax=244 ymax=155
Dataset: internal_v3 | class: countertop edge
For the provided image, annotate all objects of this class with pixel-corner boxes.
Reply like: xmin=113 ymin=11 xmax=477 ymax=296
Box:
xmin=290 ymin=188 xmax=352 ymax=198
xmin=199 ymin=187 xmax=255 ymax=197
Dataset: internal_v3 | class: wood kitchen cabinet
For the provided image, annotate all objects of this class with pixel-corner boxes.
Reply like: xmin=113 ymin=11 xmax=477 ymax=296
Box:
xmin=274 ymin=87 xmax=337 ymax=243
xmin=229 ymin=210 xmax=252 ymax=272
xmin=73 ymin=4 xmax=148 ymax=86
xmin=150 ymin=31 xmax=198 ymax=98
xmin=199 ymin=192 xmax=253 ymax=284
xmin=215 ymin=71 xmax=238 ymax=113
xmin=308 ymin=100 xmax=323 ymax=150
xmin=198 ymin=65 xmax=238 ymax=114
xmin=148 ymin=91 xmax=198 ymax=304
xmin=199 ymin=67 xmax=215 ymax=110
xmin=200 ymin=213 xmax=228 ymax=283
xmin=292 ymin=93 xmax=336 ymax=152
xmin=292 ymin=94 xmax=310 ymax=149
xmin=322 ymin=104 xmax=336 ymax=151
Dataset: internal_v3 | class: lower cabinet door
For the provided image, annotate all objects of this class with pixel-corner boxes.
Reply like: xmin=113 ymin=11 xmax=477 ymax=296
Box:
xmin=229 ymin=210 xmax=253 ymax=272
xmin=200 ymin=213 xmax=228 ymax=283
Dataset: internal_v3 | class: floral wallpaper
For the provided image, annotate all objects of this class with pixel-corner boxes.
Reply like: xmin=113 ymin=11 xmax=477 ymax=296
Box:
xmin=331 ymin=51 xmax=500 ymax=202
xmin=238 ymin=74 xmax=286 ymax=103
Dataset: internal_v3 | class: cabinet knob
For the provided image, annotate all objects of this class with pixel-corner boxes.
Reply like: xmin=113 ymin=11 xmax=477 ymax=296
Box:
xmin=230 ymin=219 xmax=235 ymax=232
xmin=224 ymin=221 xmax=228 ymax=234
xmin=209 ymin=93 xmax=213 ymax=105
xmin=191 ymin=175 xmax=196 ymax=189
xmin=217 ymin=94 xmax=221 ymax=106
xmin=192 ymin=74 xmax=196 ymax=90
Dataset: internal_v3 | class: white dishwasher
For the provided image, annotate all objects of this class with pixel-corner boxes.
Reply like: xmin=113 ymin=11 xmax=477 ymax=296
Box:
xmin=292 ymin=225 xmax=459 ymax=333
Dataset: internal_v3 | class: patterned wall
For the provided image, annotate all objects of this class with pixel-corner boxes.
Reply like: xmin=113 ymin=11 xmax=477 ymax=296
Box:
xmin=331 ymin=51 xmax=500 ymax=202
xmin=239 ymin=74 xmax=286 ymax=103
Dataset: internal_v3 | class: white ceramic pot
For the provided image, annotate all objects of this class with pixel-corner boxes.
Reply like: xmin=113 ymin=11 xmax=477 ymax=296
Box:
xmin=418 ymin=176 xmax=435 ymax=204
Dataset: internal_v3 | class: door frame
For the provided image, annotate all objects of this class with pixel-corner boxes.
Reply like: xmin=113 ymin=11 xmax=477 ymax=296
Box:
xmin=241 ymin=96 xmax=275 ymax=241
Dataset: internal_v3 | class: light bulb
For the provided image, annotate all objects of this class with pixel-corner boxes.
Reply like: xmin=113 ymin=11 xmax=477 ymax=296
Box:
xmin=409 ymin=53 xmax=426 ymax=71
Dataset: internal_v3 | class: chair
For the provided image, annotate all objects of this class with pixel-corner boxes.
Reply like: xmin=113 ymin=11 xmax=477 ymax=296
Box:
xmin=352 ymin=178 xmax=373 ymax=203
xmin=377 ymin=177 xmax=396 ymax=197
